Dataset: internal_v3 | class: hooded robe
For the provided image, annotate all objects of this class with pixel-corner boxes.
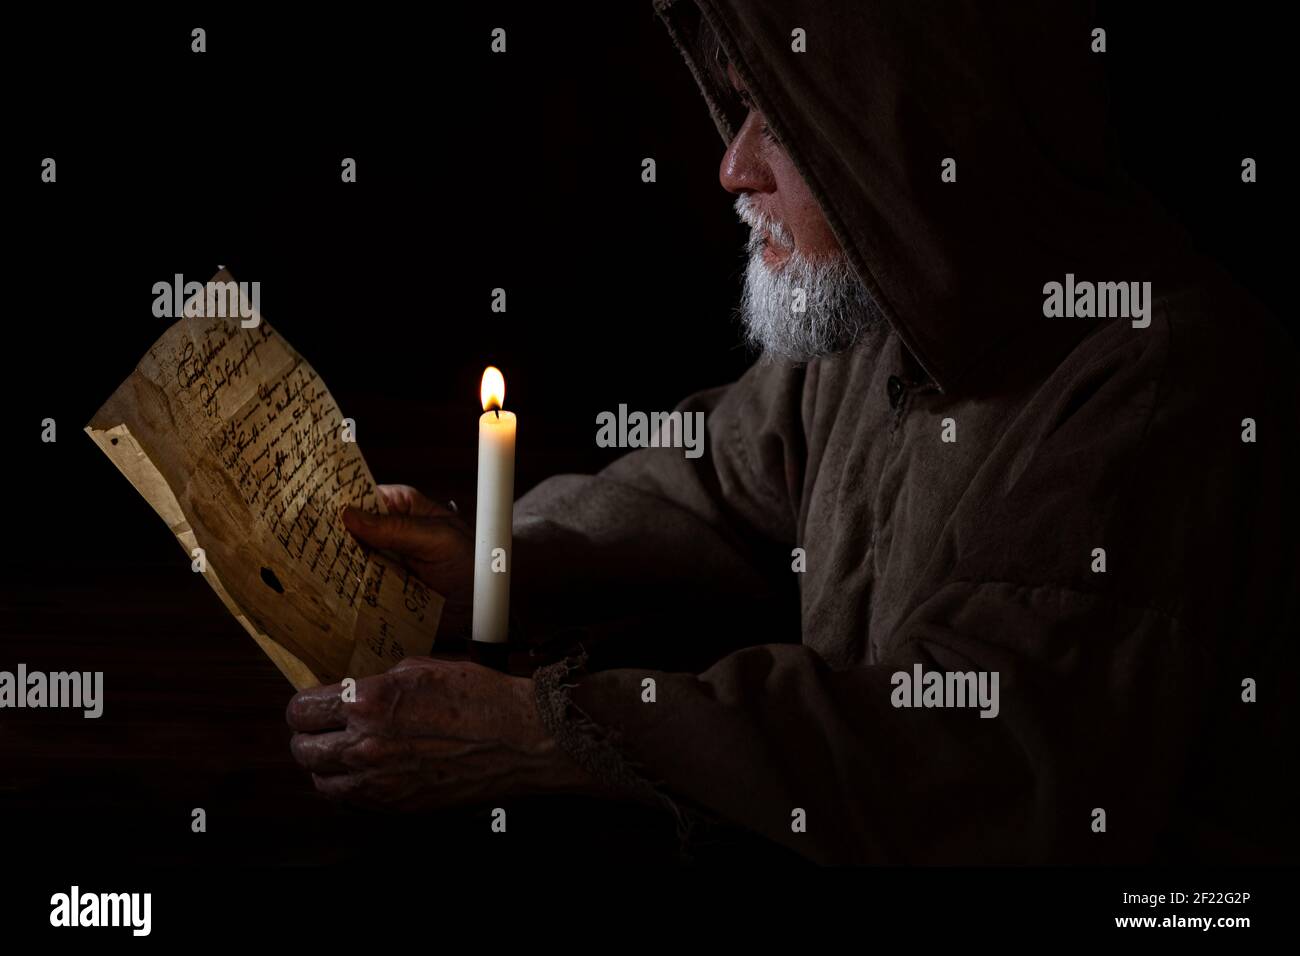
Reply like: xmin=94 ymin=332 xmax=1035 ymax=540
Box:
xmin=513 ymin=0 xmax=1299 ymax=863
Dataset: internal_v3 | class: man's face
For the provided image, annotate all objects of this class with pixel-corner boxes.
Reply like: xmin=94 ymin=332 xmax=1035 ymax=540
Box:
xmin=720 ymin=63 xmax=842 ymax=265
xmin=721 ymin=63 xmax=881 ymax=361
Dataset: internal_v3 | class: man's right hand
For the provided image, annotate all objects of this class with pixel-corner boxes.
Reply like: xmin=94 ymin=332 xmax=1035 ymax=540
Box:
xmin=343 ymin=484 xmax=474 ymax=638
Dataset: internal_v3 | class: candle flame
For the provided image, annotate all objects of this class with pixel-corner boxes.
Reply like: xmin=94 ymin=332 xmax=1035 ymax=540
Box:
xmin=481 ymin=366 xmax=505 ymax=412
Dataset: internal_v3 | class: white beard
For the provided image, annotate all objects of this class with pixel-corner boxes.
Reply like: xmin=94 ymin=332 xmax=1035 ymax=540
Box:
xmin=735 ymin=194 xmax=883 ymax=362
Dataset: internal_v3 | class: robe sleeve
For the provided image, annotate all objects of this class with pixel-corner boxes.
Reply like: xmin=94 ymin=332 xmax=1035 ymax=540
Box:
xmin=533 ymin=583 xmax=1206 ymax=863
xmin=509 ymin=358 xmax=808 ymax=670
xmin=526 ymin=318 xmax=1298 ymax=863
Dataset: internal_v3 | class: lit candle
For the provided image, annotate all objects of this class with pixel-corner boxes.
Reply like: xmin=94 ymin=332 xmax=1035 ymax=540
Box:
xmin=472 ymin=366 xmax=515 ymax=664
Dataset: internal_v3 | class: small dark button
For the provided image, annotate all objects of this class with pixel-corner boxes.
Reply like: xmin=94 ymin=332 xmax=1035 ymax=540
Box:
xmin=887 ymin=375 xmax=905 ymax=409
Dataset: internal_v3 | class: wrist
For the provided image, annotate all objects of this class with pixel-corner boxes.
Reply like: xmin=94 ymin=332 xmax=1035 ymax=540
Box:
xmin=509 ymin=676 xmax=606 ymax=798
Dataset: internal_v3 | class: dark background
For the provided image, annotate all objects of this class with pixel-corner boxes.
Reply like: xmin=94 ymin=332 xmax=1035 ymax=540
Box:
xmin=0 ymin=0 xmax=1290 ymax=884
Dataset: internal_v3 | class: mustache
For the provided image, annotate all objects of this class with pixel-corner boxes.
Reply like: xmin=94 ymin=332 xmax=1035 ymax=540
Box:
xmin=735 ymin=194 xmax=794 ymax=252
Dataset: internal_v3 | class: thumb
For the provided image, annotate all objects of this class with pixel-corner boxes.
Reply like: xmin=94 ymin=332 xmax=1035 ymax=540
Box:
xmin=342 ymin=507 xmax=433 ymax=555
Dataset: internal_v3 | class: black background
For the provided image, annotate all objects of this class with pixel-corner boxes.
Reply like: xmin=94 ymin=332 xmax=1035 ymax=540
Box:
xmin=3 ymin=3 xmax=1290 ymax=556
xmin=0 ymin=0 xmax=1292 ymax=923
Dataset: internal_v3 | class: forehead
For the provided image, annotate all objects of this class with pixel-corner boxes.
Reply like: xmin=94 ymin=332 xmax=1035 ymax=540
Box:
xmin=696 ymin=27 xmax=752 ymax=133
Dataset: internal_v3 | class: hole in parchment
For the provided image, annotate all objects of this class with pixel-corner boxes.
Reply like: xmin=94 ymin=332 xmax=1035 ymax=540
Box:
xmin=110 ymin=438 xmax=119 ymax=446
xmin=260 ymin=567 xmax=284 ymax=594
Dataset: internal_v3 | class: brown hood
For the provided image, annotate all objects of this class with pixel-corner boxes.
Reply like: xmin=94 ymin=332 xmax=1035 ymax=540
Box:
xmin=655 ymin=0 xmax=1194 ymax=394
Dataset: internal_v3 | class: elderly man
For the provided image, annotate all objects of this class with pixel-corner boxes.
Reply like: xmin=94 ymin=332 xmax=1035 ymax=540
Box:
xmin=286 ymin=1 xmax=1298 ymax=863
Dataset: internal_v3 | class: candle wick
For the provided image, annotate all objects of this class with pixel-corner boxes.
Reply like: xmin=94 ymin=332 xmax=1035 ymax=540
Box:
xmin=494 ymin=408 xmax=500 ymax=419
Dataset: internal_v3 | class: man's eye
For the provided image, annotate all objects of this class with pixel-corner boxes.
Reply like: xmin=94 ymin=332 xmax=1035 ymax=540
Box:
xmin=736 ymin=91 xmax=777 ymax=143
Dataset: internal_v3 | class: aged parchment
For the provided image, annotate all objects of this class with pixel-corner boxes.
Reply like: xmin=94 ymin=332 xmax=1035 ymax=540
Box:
xmin=86 ymin=271 xmax=443 ymax=689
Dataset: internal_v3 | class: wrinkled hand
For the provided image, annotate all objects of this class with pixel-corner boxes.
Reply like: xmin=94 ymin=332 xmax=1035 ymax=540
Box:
xmin=286 ymin=657 xmax=596 ymax=810
xmin=343 ymin=484 xmax=473 ymax=638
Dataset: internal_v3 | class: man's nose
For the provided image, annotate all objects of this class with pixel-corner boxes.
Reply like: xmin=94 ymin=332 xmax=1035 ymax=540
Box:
xmin=719 ymin=113 xmax=776 ymax=195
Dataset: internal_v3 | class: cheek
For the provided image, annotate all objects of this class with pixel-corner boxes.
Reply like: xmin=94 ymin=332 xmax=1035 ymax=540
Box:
xmin=790 ymin=214 xmax=841 ymax=260
xmin=772 ymin=163 xmax=841 ymax=258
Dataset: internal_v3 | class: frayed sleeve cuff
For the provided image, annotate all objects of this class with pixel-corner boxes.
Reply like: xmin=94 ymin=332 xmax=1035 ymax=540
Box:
xmin=532 ymin=653 xmax=706 ymax=853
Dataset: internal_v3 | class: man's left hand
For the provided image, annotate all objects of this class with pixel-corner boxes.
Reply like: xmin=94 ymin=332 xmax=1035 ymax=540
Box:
xmin=286 ymin=657 xmax=595 ymax=810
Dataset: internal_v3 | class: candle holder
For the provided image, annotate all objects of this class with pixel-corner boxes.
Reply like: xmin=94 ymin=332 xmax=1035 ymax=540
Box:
xmin=469 ymin=640 xmax=510 ymax=672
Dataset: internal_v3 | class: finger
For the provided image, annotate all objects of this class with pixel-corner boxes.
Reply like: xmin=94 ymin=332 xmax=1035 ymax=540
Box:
xmin=377 ymin=484 xmax=447 ymax=518
xmin=389 ymin=654 xmax=438 ymax=672
xmin=310 ymin=769 xmax=399 ymax=811
xmin=342 ymin=508 xmax=457 ymax=556
xmin=285 ymin=684 xmax=349 ymax=732
xmin=342 ymin=507 xmax=416 ymax=548
xmin=289 ymin=731 xmax=353 ymax=774
xmin=311 ymin=771 xmax=369 ymax=804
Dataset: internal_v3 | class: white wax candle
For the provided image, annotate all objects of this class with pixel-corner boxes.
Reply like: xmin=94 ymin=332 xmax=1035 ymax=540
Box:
xmin=472 ymin=367 xmax=516 ymax=644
